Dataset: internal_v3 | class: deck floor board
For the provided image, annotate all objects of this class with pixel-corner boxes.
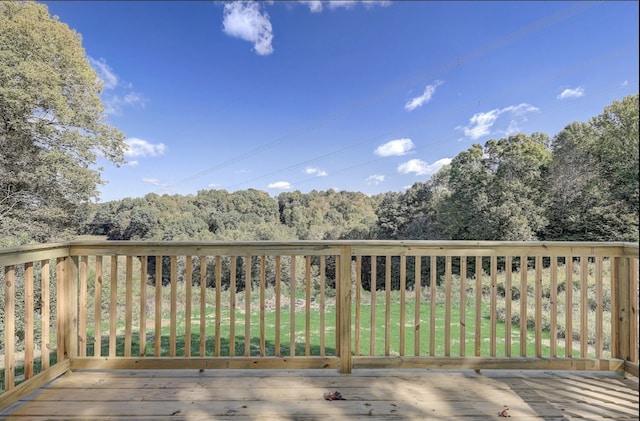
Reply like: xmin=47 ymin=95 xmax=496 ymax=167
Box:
xmin=1 ymin=369 xmax=638 ymax=420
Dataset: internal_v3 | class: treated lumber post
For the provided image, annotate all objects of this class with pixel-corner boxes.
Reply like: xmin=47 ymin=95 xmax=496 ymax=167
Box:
xmin=338 ymin=245 xmax=352 ymax=374
xmin=64 ymin=255 xmax=79 ymax=362
xmin=613 ymin=256 xmax=631 ymax=363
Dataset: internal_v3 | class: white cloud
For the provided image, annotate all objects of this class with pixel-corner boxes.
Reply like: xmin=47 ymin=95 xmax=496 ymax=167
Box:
xmin=126 ymin=160 xmax=139 ymax=167
xmin=268 ymin=181 xmax=292 ymax=190
xmin=374 ymin=138 xmax=415 ymax=157
xmin=142 ymin=177 xmax=161 ymax=186
xmin=301 ymin=1 xmax=323 ymax=12
xmin=305 ymin=167 xmax=328 ymax=176
xmin=456 ymin=103 xmax=539 ymax=140
xmin=621 ymin=80 xmax=629 ymax=86
xmin=366 ymin=174 xmax=385 ymax=185
xmin=398 ymin=158 xmax=451 ymax=176
xmin=557 ymin=86 xmax=584 ymax=100
xmin=223 ymin=1 xmax=274 ymax=56
xmin=89 ymin=57 xmax=118 ymax=90
xmin=125 ymin=138 xmax=167 ymax=158
xmin=405 ymin=80 xmax=444 ymax=111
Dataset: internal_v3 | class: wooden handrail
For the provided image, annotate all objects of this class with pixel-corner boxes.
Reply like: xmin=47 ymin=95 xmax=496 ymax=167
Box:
xmin=1 ymin=240 xmax=638 ymax=409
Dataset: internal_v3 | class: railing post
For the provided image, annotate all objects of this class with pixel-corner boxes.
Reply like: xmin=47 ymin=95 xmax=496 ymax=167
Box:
xmin=613 ymin=256 xmax=631 ymax=363
xmin=338 ymin=245 xmax=352 ymax=374
xmin=64 ymin=255 xmax=79 ymax=362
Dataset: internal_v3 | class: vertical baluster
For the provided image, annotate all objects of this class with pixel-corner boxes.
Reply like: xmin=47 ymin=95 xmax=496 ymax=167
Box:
xmin=565 ymin=258 xmax=573 ymax=358
xmin=274 ymin=256 xmax=281 ymax=357
xmin=370 ymin=257 xmax=377 ymax=356
xmin=400 ymin=255 xmax=407 ymax=356
xmin=535 ymin=256 xmax=542 ymax=358
xmin=4 ymin=265 xmax=15 ymax=390
xmin=505 ymin=256 xmax=512 ymax=357
xmin=125 ymin=256 xmax=132 ymax=357
xmin=354 ymin=256 xmax=361 ymax=357
xmin=520 ymin=256 xmax=527 ymax=357
xmin=305 ymin=255 xmax=311 ymax=356
xmin=229 ymin=256 xmax=236 ymax=357
xmin=78 ymin=257 xmax=87 ymax=358
xmin=444 ymin=256 xmax=451 ymax=357
xmin=169 ymin=256 xmax=177 ymax=357
xmin=490 ymin=256 xmax=497 ymax=357
xmin=154 ymin=256 xmax=162 ymax=357
xmin=459 ymin=257 xmax=466 ymax=357
xmin=109 ymin=256 xmax=117 ymax=358
xmin=185 ymin=256 xmax=192 ymax=358
xmin=475 ymin=257 xmax=482 ymax=357
xmin=550 ymin=256 xmax=558 ymax=358
xmin=140 ymin=256 xmax=147 ymax=357
xmin=260 ymin=256 xmax=266 ymax=357
xmin=25 ymin=262 xmax=34 ymax=378
xmin=41 ymin=260 xmax=51 ymax=368
xmin=415 ymin=256 xmax=422 ymax=356
xmin=385 ymin=255 xmax=391 ymax=356
xmin=430 ymin=256 xmax=437 ymax=357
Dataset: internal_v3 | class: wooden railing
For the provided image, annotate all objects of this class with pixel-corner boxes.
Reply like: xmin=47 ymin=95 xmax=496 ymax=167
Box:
xmin=1 ymin=240 xmax=638 ymax=408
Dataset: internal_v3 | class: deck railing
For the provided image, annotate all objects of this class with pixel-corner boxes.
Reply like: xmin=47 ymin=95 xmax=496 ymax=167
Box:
xmin=1 ymin=240 xmax=638 ymax=408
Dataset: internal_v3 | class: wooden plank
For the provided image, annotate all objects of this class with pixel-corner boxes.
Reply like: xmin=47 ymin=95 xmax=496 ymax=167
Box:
xmin=399 ymin=255 xmax=406 ymax=357
xmin=444 ymin=256 xmax=451 ymax=357
xmin=535 ymin=256 xmax=542 ymax=358
xmin=0 ymin=244 xmax=69 ymax=267
xmin=41 ymin=259 xmax=50 ymax=368
xmin=184 ymin=256 xmax=192 ymax=357
xmin=70 ymin=357 xmax=339 ymax=371
xmin=215 ymin=256 xmax=222 ymax=356
xmin=429 ymin=256 xmax=436 ymax=357
xmin=4 ymin=265 xmax=15 ymax=391
xmin=24 ymin=262 xmax=34 ymax=379
xmin=274 ymin=256 xmax=281 ymax=357
xmin=384 ymin=255 xmax=391 ymax=356
xmin=520 ymin=256 xmax=527 ymax=357
xmin=319 ymin=256 xmax=326 ymax=357
xmin=154 ymin=256 xmax=162 ymax=357
xmin=338 ymin=246 xmax=352 ymax=374
xmin=260 ymin=256 xmax=266 ymax=357
xmin=78 ymin=257 xmax=87 ymax=358
xmin=91 ymin=257 xmax=102 ymax=359
xmin=505 ymin=256 xmax=512 ymax=357
xmin=490 ymin=256 xmax=497 ymax=357
xmin=139 ymin=256 xmax=147 ymax=357
xmin=169 ymin=256 xmax=177 ymax=357
xmin=369 ymin=256 xmax=376 ymax=356
xmin=595 ymin=257 xmax=603 ymax=359
xmin=229 ymin=256 xmax=236 ymax=357
xmin=289 ymin=255 xmax=296 ymax=357
xmin=0 ymin=361 xmax=69 ymax=411
xmin=629 ymin=257 xmax=638 ymax=363
xmin=354 ymin=256 xmax=361 ymax=357
xmin=305 ymin=255 xmax=311 ymax=356
xmin=550 ymin=256 xmax=558 ymax=358
xmin=414 ymin=256 xmax=422 ymax=356
xmin=244 ymin=255 xmax=251 ymax=357
xmin=580 ymin=256 xmax=588 ymax=357
xmin=565 ymin=257 xmax=573 ymax=358
xmin=124 ymin=256 xmax=133 ymax=357
xmin=56 ymin=258 xmax=65 ymax=363
xmin=109 ymin=256 xmax=117 ymax=358
xmin=65 ymin=256 xmax=79 ymax=361
xmin=199 ymin=256 xmax=206 ymax=357
xmin=475 ymin=257 xmax=482 ymax=357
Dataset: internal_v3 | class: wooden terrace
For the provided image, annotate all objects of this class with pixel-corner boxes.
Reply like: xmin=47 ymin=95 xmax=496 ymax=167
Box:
xmin=0 ymin=240 xmax=638 ymax=419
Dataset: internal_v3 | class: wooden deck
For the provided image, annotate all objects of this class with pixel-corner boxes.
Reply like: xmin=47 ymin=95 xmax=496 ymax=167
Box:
xmin=0 ymin=369 xmax=638 ymax=420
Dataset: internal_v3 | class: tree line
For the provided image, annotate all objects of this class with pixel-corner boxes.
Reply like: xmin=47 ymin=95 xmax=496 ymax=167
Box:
xmin=78 ymin=94 xmax=639 ymax=245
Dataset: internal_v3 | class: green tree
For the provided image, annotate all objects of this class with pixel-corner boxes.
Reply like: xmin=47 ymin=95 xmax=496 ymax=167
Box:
xmin=0 ymin=1 xmax=126 ymax=245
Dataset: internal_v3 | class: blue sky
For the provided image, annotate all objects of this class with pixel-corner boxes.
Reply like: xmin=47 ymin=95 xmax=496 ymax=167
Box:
xmin=42 ymin=1 xmax=638 ymax=202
